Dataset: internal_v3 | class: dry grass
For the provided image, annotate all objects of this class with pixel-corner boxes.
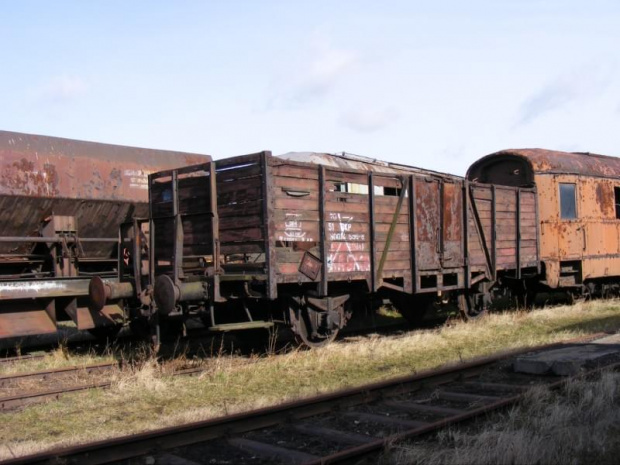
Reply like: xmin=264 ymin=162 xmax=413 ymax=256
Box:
xmin=1 ymin=299 xmax=620 ymax=460
xmin=388 ymin=371 xmax=620 ymax=465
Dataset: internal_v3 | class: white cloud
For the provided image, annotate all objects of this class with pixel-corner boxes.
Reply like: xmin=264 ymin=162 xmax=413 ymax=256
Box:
xmin=33 ymin=75 xmax=89 ymax=104
xmin=516 ymin=65 xmax=613 ymax=125
xmin=339 ymin=106 xmax=399 ymax=133
xmin=266 ymin=33 xmax=360 ymax=109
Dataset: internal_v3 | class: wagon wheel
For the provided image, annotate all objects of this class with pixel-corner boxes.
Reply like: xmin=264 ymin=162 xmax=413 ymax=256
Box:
xmin=288 ymin=297 xmax=340 ymax=348
xmin=458 ymin=291 xmax=488 ymax=320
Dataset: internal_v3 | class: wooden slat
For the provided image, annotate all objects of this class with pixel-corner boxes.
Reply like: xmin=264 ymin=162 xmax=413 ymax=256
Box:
xmin=272 ymin=164 xmax=319 ymax=180
xmin=215 ymin=164 xmax=262 ymax=183
xmin=220 ymin=227 xmax=263 ymax=242
xmin=218 ymin=186 xmax=263 ymax=205
xmin=272 ymin=176 xmax=318 ymax=190
xmin=220 ymin=242 xmax=265 ymax=254
xmin=219 ymin=215 xmax=263 ymax=230
xmin=218 ymin=200 xmax=263 ymax=217
xmin=325 ymin=192 xmax=368 ymax=204
xmin=274 ymin=197 xmax=318 ymax=211
xmin=329 ymin=252 xmax=371 ymax=263
xmin=218 ymin=176 xmax=262 ymax=194
xmin=381 ymin=259 xmax=411 ymax=271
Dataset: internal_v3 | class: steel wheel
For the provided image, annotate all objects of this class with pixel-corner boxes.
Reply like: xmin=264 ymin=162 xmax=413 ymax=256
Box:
xmin=288 ymin=298 xmax=340 ymax=348
xmin=458 ymin=292 xmax=487 ymax=320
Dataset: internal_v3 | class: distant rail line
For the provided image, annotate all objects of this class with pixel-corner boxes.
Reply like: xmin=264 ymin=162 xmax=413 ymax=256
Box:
xmin=0 ymin=359 xmax=228 ymax=413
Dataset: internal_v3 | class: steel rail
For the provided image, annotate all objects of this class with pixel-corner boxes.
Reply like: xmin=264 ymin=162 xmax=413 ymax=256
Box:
xmin=0 ymin=362 xmax=210 ymax=413
xmin=310 ymin=360 xmax=620 ymax=464
xmin=2 ymin=332 xmax=609 ymax=465
xmin=0 ymin=361 xmax=118 ymax=387
xmin=0 ymin=354 xmax=45 ymax=365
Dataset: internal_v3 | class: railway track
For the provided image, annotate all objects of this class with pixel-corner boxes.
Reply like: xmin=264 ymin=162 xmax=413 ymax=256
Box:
xmin=0 ymin=361 xmax=120 ymax=411
xmin=0 ymin=360 xmax=220 ymax=412
xmin=5 ymin=332 xmax=618 ymax=465
xmin=0 ymin=354 xmax=46 ymax=365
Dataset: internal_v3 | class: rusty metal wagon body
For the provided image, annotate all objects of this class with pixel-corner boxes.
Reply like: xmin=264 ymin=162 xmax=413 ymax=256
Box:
xmin=0 ymin=130 xmax=209 ymax=339
xmin=133 ymin=150 xmax=538 ymax=345
xmin=468 ymin=148 xmax=620 ymax=298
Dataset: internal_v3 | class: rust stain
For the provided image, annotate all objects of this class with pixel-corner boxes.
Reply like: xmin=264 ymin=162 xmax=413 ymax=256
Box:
xmin=595 ymin=182 xmax=613 ymax=216
xmin=1 ymin=158 xmax=61 ymax=196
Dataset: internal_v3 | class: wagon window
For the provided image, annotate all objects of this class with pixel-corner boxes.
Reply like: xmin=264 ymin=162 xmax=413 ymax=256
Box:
xmin=559 ymin=183 xmax=577 ymax=219
xmin=615 ymin=187 xmax=620 ymax=219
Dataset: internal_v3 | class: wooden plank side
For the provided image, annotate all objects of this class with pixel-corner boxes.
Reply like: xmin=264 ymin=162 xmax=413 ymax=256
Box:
xmin=274 ymin=197 xmax=318 ymax=211
xmin=381 ymin=259 xmax=412 ymax=272
xmin=376 ymin=241 xmax=411 ymax=252
xmin=471 ymin=187 xmax=492 ymax=200
xmin=272 ymin=210 xmax=407 ymax=224
xmin=495 ymin=188 xmax=518 ymax=204
xmin=375 ymin=250 xmax=411 ymax=263
xmin=274 ymin=220 xmax=320 ymax=243
xmin=219 ymin=215 xmax=264 ymax=230
xmin=276 ymin=250 xmax=306 ymax=263
xmin=325 ymin=192 xmax=368 ymax=204
xmin=216 ymin=153 xmax=263 ymax=168
xmin=218 ymin=199 xmax=263 ymax=217
xmin=218 ymin=176 xmax=263 ymax=195
xmin=329 ymin=252 xmax=371 ymax=264
xmin=324 ymin=170 xmax=369 ymax=185
xmin=215 ymin=164 xmax=263 ymax=183
xmin=273 ymin=176 xmax=318 ymax=191
xmin=220 ymin=242 xmax=265 ymax=254
xmin=325 ymin=201 xmax=399 ymax=214
xmin=329 ymin=241 xmax=370 ymax=252
xmin=220 ymin=227 xmax=264 ymax=242
xmin=218 ymin=186 xmax=263 ymax=206
xmin=273 ymin=210 xmax=320 ymax=222
xmin=374 ymin=195 xmax=402 ymax=206
xmin=272 ymin=164 xmax=319 ymax=180
xmin=474 ymin=201 xmax=516 ymax=212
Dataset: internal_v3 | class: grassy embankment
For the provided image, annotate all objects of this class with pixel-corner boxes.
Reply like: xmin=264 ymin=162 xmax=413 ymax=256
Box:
xmin=1 ymin=299 xmax=620 ymax=459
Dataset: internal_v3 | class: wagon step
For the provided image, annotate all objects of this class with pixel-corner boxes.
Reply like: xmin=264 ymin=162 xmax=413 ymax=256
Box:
xmin=208 ymin=321 xmax=274 ymax=332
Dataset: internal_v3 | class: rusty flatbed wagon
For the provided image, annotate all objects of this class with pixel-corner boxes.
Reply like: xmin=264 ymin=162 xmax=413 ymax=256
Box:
xmin=96 ymin=151 xmax=539 ymax=346
xmin=0 ymin=130 xmax=209 ymax=339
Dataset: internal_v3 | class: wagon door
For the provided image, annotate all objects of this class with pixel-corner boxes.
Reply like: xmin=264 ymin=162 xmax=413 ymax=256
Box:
xmin=441 ymin=180 xmax=464 ymax=268
xmin=415 ymin=177 xmax=464 ymax=271
xmin=415 ymin=178 xmax=441 ymax=270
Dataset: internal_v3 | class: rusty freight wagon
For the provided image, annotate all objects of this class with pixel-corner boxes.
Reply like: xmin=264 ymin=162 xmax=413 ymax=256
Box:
xmin=468 ymin=148 xmax=620 ymax=299
xmin=0 ymin=130 xmax=209 ymax=339
xmin=93 ymin=151 xmax=539 ymax=347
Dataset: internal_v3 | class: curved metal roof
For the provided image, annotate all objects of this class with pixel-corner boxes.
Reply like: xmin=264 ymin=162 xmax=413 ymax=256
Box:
xmin=468 ymin=148 xmax=620 ymax=179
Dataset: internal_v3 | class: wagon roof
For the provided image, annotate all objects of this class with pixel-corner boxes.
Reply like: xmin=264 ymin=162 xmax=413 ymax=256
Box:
xmin=0 ymin=129 xmax=209 ymax=165
xmin=277 ymin=151 xmax=462 ymax=179
xmin=469 ymin=148 xmax=620 ymax=179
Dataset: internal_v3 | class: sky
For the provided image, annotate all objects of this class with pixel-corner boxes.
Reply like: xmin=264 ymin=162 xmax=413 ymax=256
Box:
xmin=1 ymin=0 xmax=619 ymax=175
